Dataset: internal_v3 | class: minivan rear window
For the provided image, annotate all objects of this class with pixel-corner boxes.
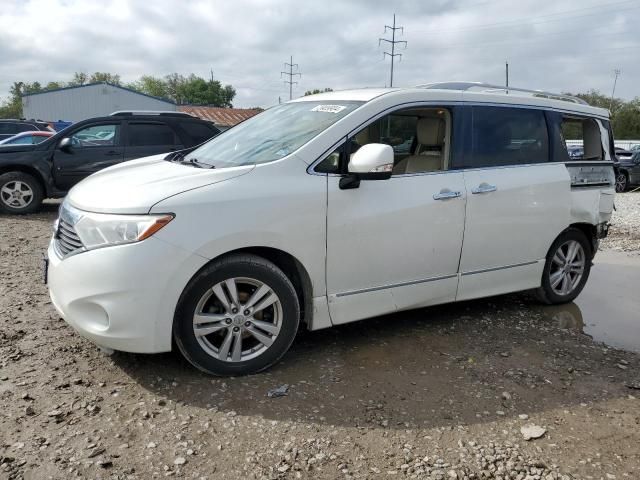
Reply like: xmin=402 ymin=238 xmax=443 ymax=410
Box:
xmin=470 ymin=106 xmax=549 ymax=167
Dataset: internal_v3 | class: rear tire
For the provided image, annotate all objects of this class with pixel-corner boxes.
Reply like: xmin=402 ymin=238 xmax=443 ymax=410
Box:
xmin=0 ymin=171 xmax=44 ymax=215
xmin=173 ymin=254 xmax=300 ymax=376
xmin=535 ymin=228 xmax=592 ymax=305
xmin=615 ymin=171 xmax=628 ymax=193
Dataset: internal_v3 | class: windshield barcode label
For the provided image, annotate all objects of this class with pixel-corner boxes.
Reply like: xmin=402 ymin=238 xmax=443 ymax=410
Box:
xmin=311 ymin=105 xmax=347 ymax=113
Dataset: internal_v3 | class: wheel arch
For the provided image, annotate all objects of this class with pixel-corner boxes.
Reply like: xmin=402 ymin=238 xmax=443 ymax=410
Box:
xmin=0 ymin=165 xmax=48 ymax=196
xmin=565 ymin=223 xmax=597 ymax=258
xmin=187 ymin=246 xmax=315 ymax=330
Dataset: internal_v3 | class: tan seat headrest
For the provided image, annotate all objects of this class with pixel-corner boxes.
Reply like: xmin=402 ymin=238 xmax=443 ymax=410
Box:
xmin=416 ymin=117 xmax=445 ymax=146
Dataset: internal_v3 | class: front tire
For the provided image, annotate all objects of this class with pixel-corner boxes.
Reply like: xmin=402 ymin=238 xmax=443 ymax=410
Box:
xmin=173 ymin=254 xmax=300 ymax=376
xmin=536 ymin=229 xmax=592 ymax=305
xmin=0 ymin=171 xmax=44 ymax=215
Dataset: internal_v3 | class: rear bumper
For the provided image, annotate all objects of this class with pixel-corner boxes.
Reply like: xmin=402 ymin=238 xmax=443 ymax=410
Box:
xmin=596 ymin=222 xmax=609 ymax=239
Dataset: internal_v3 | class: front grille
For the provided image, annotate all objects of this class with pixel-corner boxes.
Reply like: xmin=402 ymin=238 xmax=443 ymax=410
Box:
xmin=54 ymin=204 xmax=85 ymax=257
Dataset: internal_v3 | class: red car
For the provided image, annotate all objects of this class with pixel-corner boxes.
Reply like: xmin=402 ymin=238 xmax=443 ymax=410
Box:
xmin=0 ymin=131 xmax=54 ymax=146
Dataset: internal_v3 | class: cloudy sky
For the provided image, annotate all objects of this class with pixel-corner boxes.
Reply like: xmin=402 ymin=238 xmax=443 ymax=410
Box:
xmin=1 ymin=0 xmax=638 ymax=108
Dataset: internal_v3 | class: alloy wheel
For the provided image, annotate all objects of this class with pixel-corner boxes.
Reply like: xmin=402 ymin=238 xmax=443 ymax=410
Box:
xmin=615 ymin=173 xmax=627 ymax=193
xmin=0 ymin=180 xmax=34 ymax=208
xmin=193 ymin=277 xmax=283 ymax=362
xmin=549 ymin=240 xmax=586 ymax=296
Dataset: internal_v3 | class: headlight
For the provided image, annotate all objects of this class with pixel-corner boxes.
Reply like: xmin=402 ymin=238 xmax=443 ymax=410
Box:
xmin=74 ymin=212 xmax=174 ymax=250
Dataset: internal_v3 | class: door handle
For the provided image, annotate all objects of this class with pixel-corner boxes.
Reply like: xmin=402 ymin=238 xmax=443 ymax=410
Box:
xmin=433 ymin=189 xmax=461 ymax=200
xmin=471 ymin=183 xmax=497 ymax=194
xmin=105 ymin=150 xmax=121 ymax=156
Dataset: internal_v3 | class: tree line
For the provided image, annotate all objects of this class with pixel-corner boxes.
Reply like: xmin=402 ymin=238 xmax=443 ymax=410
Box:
xmin=0 ymin=72 xmax=236 ymax=119
xmin=1 ymin=76 xmax=639 ymax=139
xmin=567 ymin=90 xmax=640 ymax=140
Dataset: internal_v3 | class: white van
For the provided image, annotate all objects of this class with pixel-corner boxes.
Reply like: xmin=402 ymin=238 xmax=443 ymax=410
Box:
xmin=47 ymin=83 xmax=616 ymax=376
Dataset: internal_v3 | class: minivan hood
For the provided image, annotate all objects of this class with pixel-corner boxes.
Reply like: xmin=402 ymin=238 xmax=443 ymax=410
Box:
xmin=67 ymin=154 xmax=254 ymax=214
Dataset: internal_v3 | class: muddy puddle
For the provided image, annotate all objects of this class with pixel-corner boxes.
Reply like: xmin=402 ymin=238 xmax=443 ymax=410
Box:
xmin=538 ymin=250 xmax=640 ymax=352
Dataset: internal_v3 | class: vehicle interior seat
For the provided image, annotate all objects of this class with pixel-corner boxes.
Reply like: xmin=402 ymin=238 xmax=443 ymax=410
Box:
xmin=393 ymin=117 xmax=446 ymax=174
xmin=349 ymin=128 xmax=371 ymax=159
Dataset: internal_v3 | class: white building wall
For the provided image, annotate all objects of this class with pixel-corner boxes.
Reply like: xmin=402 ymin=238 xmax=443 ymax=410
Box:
xmin=22 ymin=83 xmax=176 ymax=122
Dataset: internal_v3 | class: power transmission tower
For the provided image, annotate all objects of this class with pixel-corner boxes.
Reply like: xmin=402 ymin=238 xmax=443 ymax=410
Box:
xmin=379 ymin=14 xmax=407 ymax=87
xmin=281 ymin=56 xmax=301 ymax=100
xmin=610 ymin=69 xmax=621 ymax=111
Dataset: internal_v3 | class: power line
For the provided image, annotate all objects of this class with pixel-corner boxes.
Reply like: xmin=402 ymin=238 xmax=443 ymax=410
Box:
xmin=379 ymin=14 xmax=407 ymax=88
xmin=411 ymin=0 xmax=639 ymax=36
xmin=281 ymin=55 xmax=301 ymax=100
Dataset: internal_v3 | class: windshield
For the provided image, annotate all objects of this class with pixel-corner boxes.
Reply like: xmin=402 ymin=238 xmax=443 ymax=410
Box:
xmin=184 ymin=101 xmax=363 ymax=168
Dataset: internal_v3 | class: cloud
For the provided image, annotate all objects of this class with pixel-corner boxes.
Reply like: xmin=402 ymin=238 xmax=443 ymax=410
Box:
xmin=0 ymin=0 xmax=638 ymax=108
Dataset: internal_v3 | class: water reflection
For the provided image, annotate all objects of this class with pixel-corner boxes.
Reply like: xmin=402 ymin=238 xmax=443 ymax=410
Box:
xmin=543 ymin=302 xmax=584 ymax=331
xmin=538 ymin=251 xmax=640 ymax=353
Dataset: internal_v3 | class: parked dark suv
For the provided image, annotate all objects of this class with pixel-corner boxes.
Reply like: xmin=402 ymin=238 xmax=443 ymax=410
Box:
xmin=0 ymin=111 xmax=220 ymax=214
xmin=0 ymin=119 xmax=54 ymax=140
xmin=615 ymin=150 xmax=640 ymax=192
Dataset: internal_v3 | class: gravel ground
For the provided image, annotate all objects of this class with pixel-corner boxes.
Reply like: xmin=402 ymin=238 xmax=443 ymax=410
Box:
xmin=601 ymin=191 xmax=640 ymax=253
xmin=1 ymin=202 xmax=639 ymax=480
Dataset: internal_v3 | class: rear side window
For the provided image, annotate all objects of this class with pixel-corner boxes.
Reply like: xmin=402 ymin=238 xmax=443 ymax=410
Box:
xmin=471 ymin=106 xmax=549 ymax=167
xmin=16 ymin=123 xmax=36 ymax=133
xmin=128 ymin=123 xmax=175 ymax=146
xmin=179 ymin=121 xmax=219 ymax=145
xmin=560 ymin=117 xmax=603 ymax=161
xmin=0 ymin=122 xmax=23 ymax=134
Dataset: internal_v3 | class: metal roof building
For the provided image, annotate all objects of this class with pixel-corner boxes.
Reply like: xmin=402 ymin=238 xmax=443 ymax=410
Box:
xmin=179 ymin=106 xmax=261 ymax=130
xmin=22 ymin=82 xmax=176 ymax=122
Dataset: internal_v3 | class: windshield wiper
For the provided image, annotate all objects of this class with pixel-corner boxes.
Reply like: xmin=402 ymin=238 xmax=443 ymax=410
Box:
xmin=165 ymin=152 xmax=214 ymax=169
xmin=184 ymin=158 xmax=213 ymax=168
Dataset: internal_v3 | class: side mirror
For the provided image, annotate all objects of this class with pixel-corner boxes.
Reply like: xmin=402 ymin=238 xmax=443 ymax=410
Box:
xmin=58 ymin=137 xmax=73 ymax=152
xmin=340 ymin=143 xmax=393 ymax=189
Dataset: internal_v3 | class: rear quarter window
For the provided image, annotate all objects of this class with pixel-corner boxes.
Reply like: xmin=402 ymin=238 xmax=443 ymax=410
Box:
xmin=178 ymin=121 xmax=220 ymax=146
xmin=560 ymin=116 xmax=604 ymax=161
xmin=0 ymin=123 xmax=23 ymax=134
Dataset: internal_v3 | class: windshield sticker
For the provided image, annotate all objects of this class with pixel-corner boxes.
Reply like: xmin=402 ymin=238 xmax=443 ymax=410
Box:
xmin=311 ymin=105 xmax=347 ymax=114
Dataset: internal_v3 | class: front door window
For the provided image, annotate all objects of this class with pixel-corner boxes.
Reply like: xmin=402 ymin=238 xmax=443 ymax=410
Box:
xmin=69 ymin=124 xmax=119 ymax=148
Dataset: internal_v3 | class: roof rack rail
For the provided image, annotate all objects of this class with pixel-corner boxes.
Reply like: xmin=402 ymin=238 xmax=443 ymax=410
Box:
xmin=415 ymin=82 xmax=588 ymax=105
xmin=110 ymin=110 xmax=193 ymax=117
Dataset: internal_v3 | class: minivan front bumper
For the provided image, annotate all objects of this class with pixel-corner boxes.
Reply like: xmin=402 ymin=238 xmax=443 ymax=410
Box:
xmin=47 ymin=236 xmax=206 ymax=353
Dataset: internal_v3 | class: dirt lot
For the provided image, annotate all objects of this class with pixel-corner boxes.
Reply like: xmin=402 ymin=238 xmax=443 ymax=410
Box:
xmin=1 ymin=195 xmax=639 ymax=480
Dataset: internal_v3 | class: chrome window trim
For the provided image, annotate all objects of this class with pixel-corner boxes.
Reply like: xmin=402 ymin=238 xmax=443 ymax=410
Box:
xmin=307 ymin=99 xmax=610 ymax=177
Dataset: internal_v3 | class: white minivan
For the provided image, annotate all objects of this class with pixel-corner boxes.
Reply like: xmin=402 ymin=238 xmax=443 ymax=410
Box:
xmin=47 ymin=83 xmax=616 ymax=376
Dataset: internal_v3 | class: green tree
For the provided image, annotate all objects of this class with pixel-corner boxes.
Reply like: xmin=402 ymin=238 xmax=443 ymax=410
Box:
xmin=304 ymin=88 xmax=333 ymax=96
xmin=0 ymin=81 xmax=44 ymax=118
xmin=164 ymin=73 xmax=186 ymax=104
xmin=89 ymin=72 xmax=121 ymax=85
xmin=68 ymin=72 xmax=88 ymax=86
xmin=611 ymin=99 xmax=640 ymax=140
xmin=175 ymin=74 xmax=235 ymax=106
xmin=129 ymin=75 xmax=169 ymax=98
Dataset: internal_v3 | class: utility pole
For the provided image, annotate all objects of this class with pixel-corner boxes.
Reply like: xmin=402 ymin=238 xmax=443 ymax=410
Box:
xmin=281 ymin=56 xmax=301 ymax=100
xmin=610 ymin=69 xmax=621 ymax=111
xmin=379 ymin=14 xmax=407 ymax=88
xmin=505 ymin=61 xmax=509 ymax=93
xmin=210 ymin=69 xmax=215 ymax=83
